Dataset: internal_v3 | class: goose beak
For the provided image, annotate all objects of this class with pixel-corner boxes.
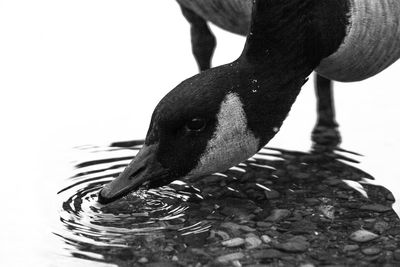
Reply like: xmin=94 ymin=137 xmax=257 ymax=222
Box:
xmin=98 ymin=144 xmax=169 ymax=204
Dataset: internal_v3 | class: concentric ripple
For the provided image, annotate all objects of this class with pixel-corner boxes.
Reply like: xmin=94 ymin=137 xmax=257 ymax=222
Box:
xmin=56 ymin=142 xmax=213 ymax=262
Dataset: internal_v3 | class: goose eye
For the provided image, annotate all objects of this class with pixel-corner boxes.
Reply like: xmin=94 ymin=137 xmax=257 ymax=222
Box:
xmin=185 ymin=118 xmax=206 ymax=132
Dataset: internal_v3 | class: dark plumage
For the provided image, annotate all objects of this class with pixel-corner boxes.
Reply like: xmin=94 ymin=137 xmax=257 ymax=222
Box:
xmin=98 ymin=0 xmax=400 ymax=204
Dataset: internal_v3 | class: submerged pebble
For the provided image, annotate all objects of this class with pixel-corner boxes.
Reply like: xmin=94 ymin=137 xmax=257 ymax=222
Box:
xmin=343 ymin=244 xmax=359 ymax=252
xmin=138 ymin=257 xmax=149 ymax=263
xmin=349 ymin=230 xmax=379 ymax=243
xmin=265 ymin=209 xmax=291 ymax=222
xmin=245 ymin=235 xmax=262 ymax=249
xmin=360 ymin=204 xmax=392 ymax=213
xmin=252 ymin=249 xmax=283 ymax=259
xmin=240 ymin=225 xmax=256 ymax=232
xmin=273 ymin=236 xmax=310 ymax=252
xmin=215 ymin=230 xmax=230 ymax=240
xmin=318 ymin=205 xmax=335 ymax=220
xmin=374 ymin=221 xmax=390 ymax=234
xmin=261 ymin=235 xmax=272 ymax=244
xmin=264 ymin=189 xmax=280 ymax=199
xmin=362 ymin=247 xmax=381 ymax=255
xmin=216 ymin=252 xmax=245 ymax=263
xmin=257 ymin=221 xmax=272 ymax=228
xmin=222 ymin=238 xmax=245 ymax=248
xmin=221 ymin=222 xmax=241 ymax=231
xmin=305 ymin=198 xmax=320 ymax=206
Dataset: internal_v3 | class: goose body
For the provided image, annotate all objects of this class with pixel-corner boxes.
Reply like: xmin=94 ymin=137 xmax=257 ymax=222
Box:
xmin=99 ymin=0 xmax=400 ymax=203
xmin=318 ymin=0 xmax=400 ymax=81
xmin=178 ymin=0 xmax=400 ymax=82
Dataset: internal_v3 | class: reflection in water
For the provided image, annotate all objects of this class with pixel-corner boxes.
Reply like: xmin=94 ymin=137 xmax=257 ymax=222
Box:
xmin=56 ymin=139 xmax=398 ymax=265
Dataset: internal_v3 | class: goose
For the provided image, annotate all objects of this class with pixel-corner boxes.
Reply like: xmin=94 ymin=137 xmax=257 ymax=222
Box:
xmin=98 ymin=0 xmax=400 ymax=204
xmin=177 ymin=0 xmax=400 ymax=145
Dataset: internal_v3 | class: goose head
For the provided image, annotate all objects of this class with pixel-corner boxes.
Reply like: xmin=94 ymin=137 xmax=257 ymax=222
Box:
xmin=96 ymin=0 xmax=342 ymax=204
xmin=98 ymin=61 xmax=304 ymax=204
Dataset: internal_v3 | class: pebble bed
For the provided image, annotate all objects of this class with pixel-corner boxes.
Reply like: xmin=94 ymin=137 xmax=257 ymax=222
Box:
xmin=96 ymin=148 xmax=400 ymax=267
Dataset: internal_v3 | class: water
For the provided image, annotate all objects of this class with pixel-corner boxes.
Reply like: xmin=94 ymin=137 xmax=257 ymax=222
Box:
xmin=1 ymin=1 xmax=400 ymax=265
xmin=56 ymin=143 xmax=211 ymax=264
xmin=53 ymin=140 xmax=397 ymax=266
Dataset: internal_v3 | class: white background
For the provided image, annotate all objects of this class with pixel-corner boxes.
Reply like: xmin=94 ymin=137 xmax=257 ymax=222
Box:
xmin=1 ymin=0 xmax=399 ymax=265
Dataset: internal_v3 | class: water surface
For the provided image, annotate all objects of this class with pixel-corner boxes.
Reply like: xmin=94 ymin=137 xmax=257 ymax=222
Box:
xmin=55 ymin=140 xmax=397 ymax=266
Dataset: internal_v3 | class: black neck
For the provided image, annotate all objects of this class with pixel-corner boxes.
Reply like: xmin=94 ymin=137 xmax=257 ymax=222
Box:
xmin=230 ymin=0 xmax=349 ymax=146
xmin=240 ymin=0 xmax=350 ymax=75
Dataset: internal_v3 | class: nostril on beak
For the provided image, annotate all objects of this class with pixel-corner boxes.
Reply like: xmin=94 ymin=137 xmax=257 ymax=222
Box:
xmin=127 ymin=166 xmax=146 ymax=180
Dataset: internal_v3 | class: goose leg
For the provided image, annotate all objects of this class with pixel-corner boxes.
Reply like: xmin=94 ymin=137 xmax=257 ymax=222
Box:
xmin=312 ymin=73 xmax=342 ymax=149
xmin=179 ymin=4 xmax=216 ymax=71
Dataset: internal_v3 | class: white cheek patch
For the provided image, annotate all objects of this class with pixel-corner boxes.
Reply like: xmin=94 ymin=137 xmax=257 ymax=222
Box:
xmin=188 ymin=92 xmax=260 ymax=177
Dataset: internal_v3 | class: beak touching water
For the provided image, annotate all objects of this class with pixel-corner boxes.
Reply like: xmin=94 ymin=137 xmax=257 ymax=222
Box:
xmin=98 ymin=144 xmax=170 ymax=204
